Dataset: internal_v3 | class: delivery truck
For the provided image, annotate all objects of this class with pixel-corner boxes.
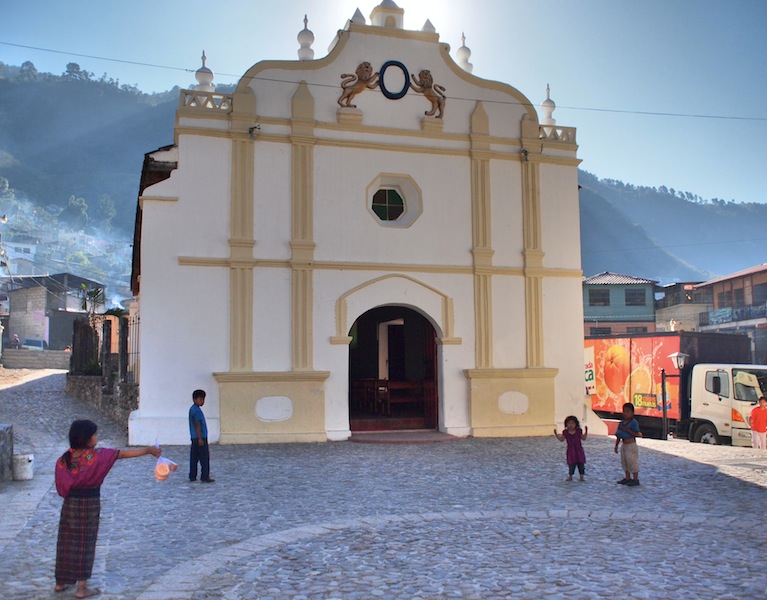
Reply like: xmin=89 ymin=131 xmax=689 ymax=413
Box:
xmin=585 ymin=331 xmax=767 ymax=444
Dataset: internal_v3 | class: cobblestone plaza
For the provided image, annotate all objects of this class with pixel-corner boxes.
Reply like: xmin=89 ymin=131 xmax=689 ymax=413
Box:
xmin=1 ymin=371 xmax=766 ymax=599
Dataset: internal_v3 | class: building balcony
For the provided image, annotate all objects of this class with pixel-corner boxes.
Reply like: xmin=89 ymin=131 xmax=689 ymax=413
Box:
xmin=178 ymin=89 xmax=232 ymax=112
xmin=699 ymin=302 xmax=767 ymax=326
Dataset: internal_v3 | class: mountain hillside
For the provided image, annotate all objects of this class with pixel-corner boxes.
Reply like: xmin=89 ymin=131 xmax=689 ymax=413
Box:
xmin=0 ymin=63 xmax=764 ymax=290
xmin=579 ymin=171 xmax=767 ymax=278
xmin=0 ymin=77 xmax=177 ymax=233
xmin=578 ymin=185 xmax=708 ymax=282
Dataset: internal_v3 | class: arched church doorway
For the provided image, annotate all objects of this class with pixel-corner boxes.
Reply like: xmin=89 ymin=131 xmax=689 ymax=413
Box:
xmin=348 ymin=306 xmax=438 ymax=431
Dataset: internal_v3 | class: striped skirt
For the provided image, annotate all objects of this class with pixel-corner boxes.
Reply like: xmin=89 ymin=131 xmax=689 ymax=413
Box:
xmin=55 ymin=493 xmax=101 ymax=584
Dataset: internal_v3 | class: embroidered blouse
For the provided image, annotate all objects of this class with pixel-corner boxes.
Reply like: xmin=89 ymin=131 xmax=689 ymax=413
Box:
xmin=55 ymin=447 xmax=120 ymax=498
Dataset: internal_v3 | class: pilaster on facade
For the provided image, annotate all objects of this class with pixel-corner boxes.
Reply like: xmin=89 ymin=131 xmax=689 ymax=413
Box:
xmin=290 ymin=81 xmax=317 ymax=371
xmin=229 ymin=267 xmax=254 ymax=372
xmin=228 ymin=137 xmax=256 ymax=372
xmin=520 ymin=135 xmax=546 ymax=368
xmin=469 ymin=102 xmax=494 ymax=369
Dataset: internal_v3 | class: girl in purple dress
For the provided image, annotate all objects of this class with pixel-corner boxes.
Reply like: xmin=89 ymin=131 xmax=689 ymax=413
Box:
xmin=554 ymin=415 xmax=588 ymax=481
xmin=54 ymin=420 xmax=161 ymax=598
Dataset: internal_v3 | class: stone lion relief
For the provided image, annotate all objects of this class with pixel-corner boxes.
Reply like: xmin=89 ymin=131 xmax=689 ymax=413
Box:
xmin=337 ymin=61 xmax=448 ymax=119
xmin=410 ymin=70 xmax=446 ymax=119
xmin=337 ymin=62 xmax=380 ymax=108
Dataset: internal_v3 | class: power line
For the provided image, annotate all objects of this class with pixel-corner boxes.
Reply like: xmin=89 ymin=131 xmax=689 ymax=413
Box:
xmin=0 ymin=41 xmax=196 ymax=76
xmin=2 ymin=40 xmax=766 ymax=122
xmin=582 ymin=236 xmax=767 ymax=256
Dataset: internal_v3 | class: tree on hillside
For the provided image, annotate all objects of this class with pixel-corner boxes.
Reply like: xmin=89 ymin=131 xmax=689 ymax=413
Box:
xmin=95 ymin=195 xmax=116 ymax=232
xmin=18 ymin=61 xmax=38 ymax=81
xmin=59 ymin=195 xmax=89 ymax=230
xmin=63 ymin=63 xmax=93 ymax=81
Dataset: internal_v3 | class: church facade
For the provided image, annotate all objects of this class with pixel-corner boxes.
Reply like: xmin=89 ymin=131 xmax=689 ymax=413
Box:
xmin=129 ymin=1 xmax=589 ymax=445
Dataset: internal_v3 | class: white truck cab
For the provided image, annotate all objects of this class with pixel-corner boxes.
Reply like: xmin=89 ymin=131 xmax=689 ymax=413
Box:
xmin=689 ymin=364 xmax=767 ymax=446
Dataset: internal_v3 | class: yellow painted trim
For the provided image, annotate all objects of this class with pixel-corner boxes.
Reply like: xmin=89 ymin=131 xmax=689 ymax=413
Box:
xmin=519 ymin=157 xmax=547 ymax=368
xmin=289 ymin=85 xmax=317 ymax=370
xmin=229 ymin=138 xmax=255 ymax=371
xmin=212 ymin=115 xmax=577 ymax=155
xmin=334 ymin=274 xmax=461 ymax=344
xmin=464 ymin=367 xmax=559 ymax=438
xmin=177 ymin=257 xmax=582 ymax=279
xmin=346 ymin=23 xmax=438 ymax=43
xmin=139 ymin=196 xmax=178 ymax=209
xmin=179 ymin=257 xmax=231 ymax=267
xmin=216 ymin=372 xmax=330 ymax=444
xmin=171 ymin=125 xmax=579 ymax=166
xmin=470 ymin=100 xmax=494 ymax=369
xmin=521 ymin=267 xmax=582 ymax=278
xmin=174 ymin=123 xmax=582 ymax=167
xmin=220 ymin=432 xmax=327 ymax=444
xmin=214 ymin=370 xmax=330 ymax=383
xmin=464 ymin=367 xmax=559 ymax=379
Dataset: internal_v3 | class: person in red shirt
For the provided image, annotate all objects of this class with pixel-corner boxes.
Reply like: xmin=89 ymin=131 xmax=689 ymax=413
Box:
xmin=750 ymin=396 xmax=767 ymax=450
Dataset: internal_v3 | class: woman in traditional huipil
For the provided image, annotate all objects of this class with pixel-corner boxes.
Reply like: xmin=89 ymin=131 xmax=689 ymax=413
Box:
xmin=54 ymin=419 xmax=161 ymax=598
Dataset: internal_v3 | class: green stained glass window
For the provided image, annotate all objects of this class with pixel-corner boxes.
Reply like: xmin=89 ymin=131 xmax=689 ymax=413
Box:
xmin=372 ymin=189 xmax=404 ymax=221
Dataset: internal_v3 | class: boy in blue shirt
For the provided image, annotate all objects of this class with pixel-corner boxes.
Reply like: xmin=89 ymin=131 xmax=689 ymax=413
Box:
xmin=189 ymin=389 xmax=214 ymax=483
xmin=614 ymin=402 xmax=642 ymax=486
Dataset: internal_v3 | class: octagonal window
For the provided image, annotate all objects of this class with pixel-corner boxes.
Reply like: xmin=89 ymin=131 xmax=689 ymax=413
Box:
xmin=366 ymin=174 xmax=422 ymax=228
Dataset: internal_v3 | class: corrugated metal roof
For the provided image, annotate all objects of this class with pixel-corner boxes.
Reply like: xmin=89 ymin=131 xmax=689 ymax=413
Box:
xmin=583 ymin=271 xmax=657 ymax=285
xmin=695 ymin=263 xmax=767 ymax=288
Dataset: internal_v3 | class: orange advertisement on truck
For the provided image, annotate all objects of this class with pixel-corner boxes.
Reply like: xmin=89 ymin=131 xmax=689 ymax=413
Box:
xmin=585 ymin=331 xmax=751 ymax=439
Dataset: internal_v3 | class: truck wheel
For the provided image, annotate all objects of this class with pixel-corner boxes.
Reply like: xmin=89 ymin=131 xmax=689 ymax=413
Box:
xmin=694 ymin=424 xmax=721 ymax=445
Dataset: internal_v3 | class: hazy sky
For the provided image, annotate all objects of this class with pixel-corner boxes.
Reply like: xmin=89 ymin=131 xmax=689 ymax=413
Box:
xmin=2 ymin=0 xmax=765 ymax=204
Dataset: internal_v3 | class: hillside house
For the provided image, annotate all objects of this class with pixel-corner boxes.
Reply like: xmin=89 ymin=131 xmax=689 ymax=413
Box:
xmin=130 ymin=1 xmax=587 ymax=445
xmin=5 ymin=273 xmax=105 ymax=349
xmin=583 ymin=272 xmax=657 ymax=336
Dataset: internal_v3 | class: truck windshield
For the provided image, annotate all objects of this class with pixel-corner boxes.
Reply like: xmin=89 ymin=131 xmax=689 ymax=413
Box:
xmin=732 ymin=369 xmax=767 ymax=402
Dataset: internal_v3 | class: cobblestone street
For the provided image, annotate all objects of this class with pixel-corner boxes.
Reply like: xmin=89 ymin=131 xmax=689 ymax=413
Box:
xmin=1 ymin=370 xmax=766 ymax=599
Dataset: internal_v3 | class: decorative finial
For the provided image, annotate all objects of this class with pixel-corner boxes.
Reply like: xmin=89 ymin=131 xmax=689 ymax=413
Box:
xmin=297 ymin=14 xmax=315 ymax=61
xmin=351 ymin=8 xmax=366 ymax=25
xmin=540 ymin=84 xmax=557 ymax=135
xmin=457 ymin=32 xmax=473 ymax=73
xmin=194 ymin=50 xmax=215 ymax=92
xmin=421 ymin=19 xmax=436 ymax=33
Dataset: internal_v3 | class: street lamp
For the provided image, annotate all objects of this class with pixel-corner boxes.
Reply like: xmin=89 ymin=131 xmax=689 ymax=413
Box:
xmin=660 ymin=352 xmax=689 ymax=439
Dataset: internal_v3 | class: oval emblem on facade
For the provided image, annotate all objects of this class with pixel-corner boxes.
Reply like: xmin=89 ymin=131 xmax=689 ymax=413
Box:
xmin=255 ymin=396 xmax=294 ymax=422
xmin=498 ymin=391 xmax=529 ymax=415
xmin=379 ymin=60 xmax=410 ymax=100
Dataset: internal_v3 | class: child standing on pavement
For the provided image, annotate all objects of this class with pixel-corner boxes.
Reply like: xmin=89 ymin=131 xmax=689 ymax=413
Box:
xmin=189 ymin=389 xmax=214 ymax=483
xmin=554 ymin=416 xmax=588 ymax=481
xmin=750 ymin=396 xmax=767 ymax=450
xmin=54 ymin=419 xmax=161 ymax=598
xmin=615 ymin=402 xmax=642 ymax=486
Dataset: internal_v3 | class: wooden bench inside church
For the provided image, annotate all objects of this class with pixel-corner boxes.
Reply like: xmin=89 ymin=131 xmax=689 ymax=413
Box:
xmin=351 ymin=379 xmax=424 ymax=417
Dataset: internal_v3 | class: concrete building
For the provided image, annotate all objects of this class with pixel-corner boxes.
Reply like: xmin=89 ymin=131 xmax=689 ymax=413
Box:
xmin=654 ymin=281 xmax=711 ymax=333
xmin=130 ymin=2 xmax=587 ymax=444
xmin=5 ymin=273 xmax=105 ymax=349
xmin=697 ymin=263 xmax=767 ymax=363
xmin=583 ymin=272 xmax=657 ymax=337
